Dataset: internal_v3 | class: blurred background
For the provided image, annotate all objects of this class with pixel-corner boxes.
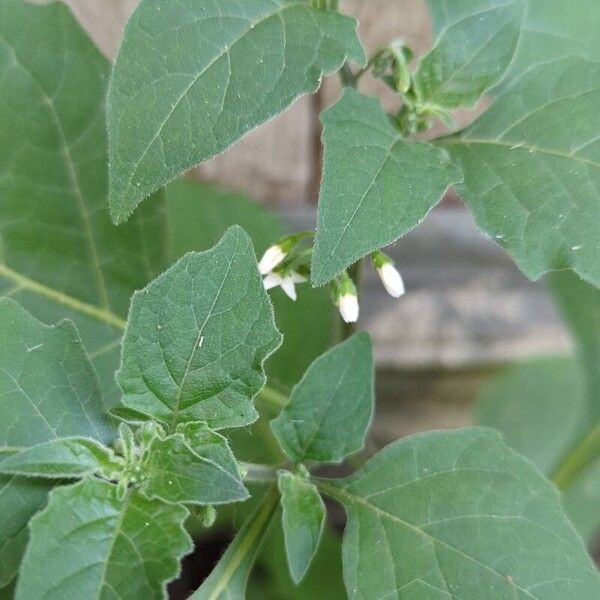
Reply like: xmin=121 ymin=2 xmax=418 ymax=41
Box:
xmin=56 ymin=0 xmax=592 ymax=595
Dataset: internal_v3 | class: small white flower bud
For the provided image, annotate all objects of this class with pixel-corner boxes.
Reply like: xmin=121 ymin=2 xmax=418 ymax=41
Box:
xmin=338 ymin=293 xmax=359 ymax=323
xmin=258 ymin=245 xmax=286 ymax=275
xmin=377 ymin=262 xmax=405 ymax=298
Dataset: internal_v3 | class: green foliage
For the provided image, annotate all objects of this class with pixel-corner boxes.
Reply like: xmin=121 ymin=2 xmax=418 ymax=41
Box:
xmin=0 ymin=478 xmax=50 ymax=588
xmin=142 ymin=432 xmax=248 ymax=505
xmin=0 ymin=0 xmax=167 ymax=408
xmin=107 ymin=0 xmax=366 ymax=222
xmin=271 ymin=333 xmax=374 ymax=463
xmin=0 ymin=438 xmax=117 ymax=479
xmin=414 ymin=1 xmax=524 ymax=108
xmin=441 ymin=57 xmax=600 ymax=287
xmin=278 ymin=471 xmax=326 ymax=584
xmin=0 ymin=299 xmax=114 ymax=446
xmin=477 ymin=358 xmax=586 ymax=474
xmin=190 ymin=486 xmax=280 ymax=600
xmin=477 ymin=271 xmax=600 ymax=541
xmin=311 ymin=89 xmax=460 ymax=284
xmin=117 ymin=226 xmax=282 ymax=430
xmin=16 ymin=479 xmax=192 ymax=600
xmin=3 ymin=0 xmax=600 ymax=597
xmin=163 ymin=178 xmax=337 ymax=390
xmin=320 ymin=428 xmax=600 ymax=599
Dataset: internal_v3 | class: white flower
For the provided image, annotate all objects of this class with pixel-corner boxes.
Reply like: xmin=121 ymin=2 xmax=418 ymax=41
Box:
xmin=376 ymin=262 xmax=405 ymax=298
xmin=258 ymin=245 xmax=286 ymax=275
xmin=263 ymin=270 xmax=307 ymax=301
xmin=338 ymin=293 xmax=359 ymax=323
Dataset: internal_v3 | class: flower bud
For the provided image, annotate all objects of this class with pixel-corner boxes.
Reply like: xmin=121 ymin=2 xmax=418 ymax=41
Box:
xmin=258 ymin=244 xmax=286 ymax=275
xmin=339 ymin=292 xmax=359 ymax=323
xmin=371 ymin=251 xmax=405 ymax=298
xmin=334 ymin=271 xmax=359 ymax=323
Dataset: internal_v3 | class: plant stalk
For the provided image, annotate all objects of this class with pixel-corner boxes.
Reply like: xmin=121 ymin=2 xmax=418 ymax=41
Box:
xmin=551 ymin=422 xmax=600 ymax=490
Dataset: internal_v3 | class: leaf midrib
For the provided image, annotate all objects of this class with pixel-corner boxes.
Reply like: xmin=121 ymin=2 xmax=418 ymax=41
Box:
xmin=2 ymin=32 xmax=112 ymax=314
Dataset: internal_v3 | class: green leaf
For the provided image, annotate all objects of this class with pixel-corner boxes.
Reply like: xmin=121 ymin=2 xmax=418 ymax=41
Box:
xmin=271 ymin=333 xmax=374 ymax=463
xmin=141 ymin=430 xmax=248 ymax=505
xmin=549 ymin=271 xmax=600 ymax=409
xmin=16 ymin=479 xmax=192 ymax=600
xmin=107 ymin=0 xmax=366 ymax=223
xmin=477 ymin=358 xmax=587 ymax=474
xmin=165 ymin=178 xmax=282 ymax=263
xmin=426 ymin=0 xmax=600 ymax=81
xmin=0 ymin=299 xmax=114 ymax=447
xmin=319 ymin=428 xmax=600 ymax=600
xmin=0 ymin=477 xmax=51 ymax=588
xmin=414 ymin=1 xmax=523 ymax=109
xmin=476 ymin=357 xmax=600 ymax=542
xmin=278 ymin=471 xmax=326 ymax=584
xmin=0 ymin=437 xmax=116 ymax=479
xmin=117 ymin=226 xmax=282 ymax=430
xmin=165 ymin=177 xmax=336 ymax=390
xmin=440 ymin=55 xmax=600 ymax=287
xmin=247 ymin=519 xmax=346 ymax=600
xmin=0 ymin=0 xmax=168 ymax=406
xmin=190 ymin=485 xmax=279 ymax=600
xmin=311 ymin=89 xmax=461 ymax=285
xmin=177 ymin=421 xmax=243 ymax=478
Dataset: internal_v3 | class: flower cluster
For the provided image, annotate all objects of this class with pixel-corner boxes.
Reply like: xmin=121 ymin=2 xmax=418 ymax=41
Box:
xmin=258 ymin=235 xmax=405 ymax=324
xmin=258 ymin=233 xmax=311 ymax=301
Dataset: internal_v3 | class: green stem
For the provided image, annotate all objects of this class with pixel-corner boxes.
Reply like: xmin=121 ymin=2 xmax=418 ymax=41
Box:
xmin=339 ymin=62 xmax=357 ymax=88
xmin=257 ymin=386 xmax=288 ymax=412
xmin=188 ymin=485 xmax=279 ymax=600
xmin=241 ymin=462 xmax=280 ymax=483
xmin=551 ymin=422 xmax=600 ymax=490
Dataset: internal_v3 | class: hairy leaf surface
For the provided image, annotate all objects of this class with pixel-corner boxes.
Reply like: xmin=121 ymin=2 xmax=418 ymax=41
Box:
xmin=142 ymin=431 xmax=248 ymax=505
xmin=321 ymin=428 xmax=600 ymax=600
xmin=165 ymin=178 xmax=336 ymax=389
xmin=0 ymin=437 xmax=116 ymax=479
xmin=271 ymin=333 xmax=373 ymax=463
xmin=415 ymin=0 xmax=524 ymax=108
xmin=108 ymin=0 xmax=366 ymax=222
xmin=117 ymin=226 xmax=282 ymax=430
xmin=0 ymin=0 xmax=168 ymax=406
xmin=278 ymin=472 xmax=325 ymax=584
xmin=312 ymin=90 xmax=460 ymax=285
xmin=16 ymin=479 xmax=192 ymax=600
